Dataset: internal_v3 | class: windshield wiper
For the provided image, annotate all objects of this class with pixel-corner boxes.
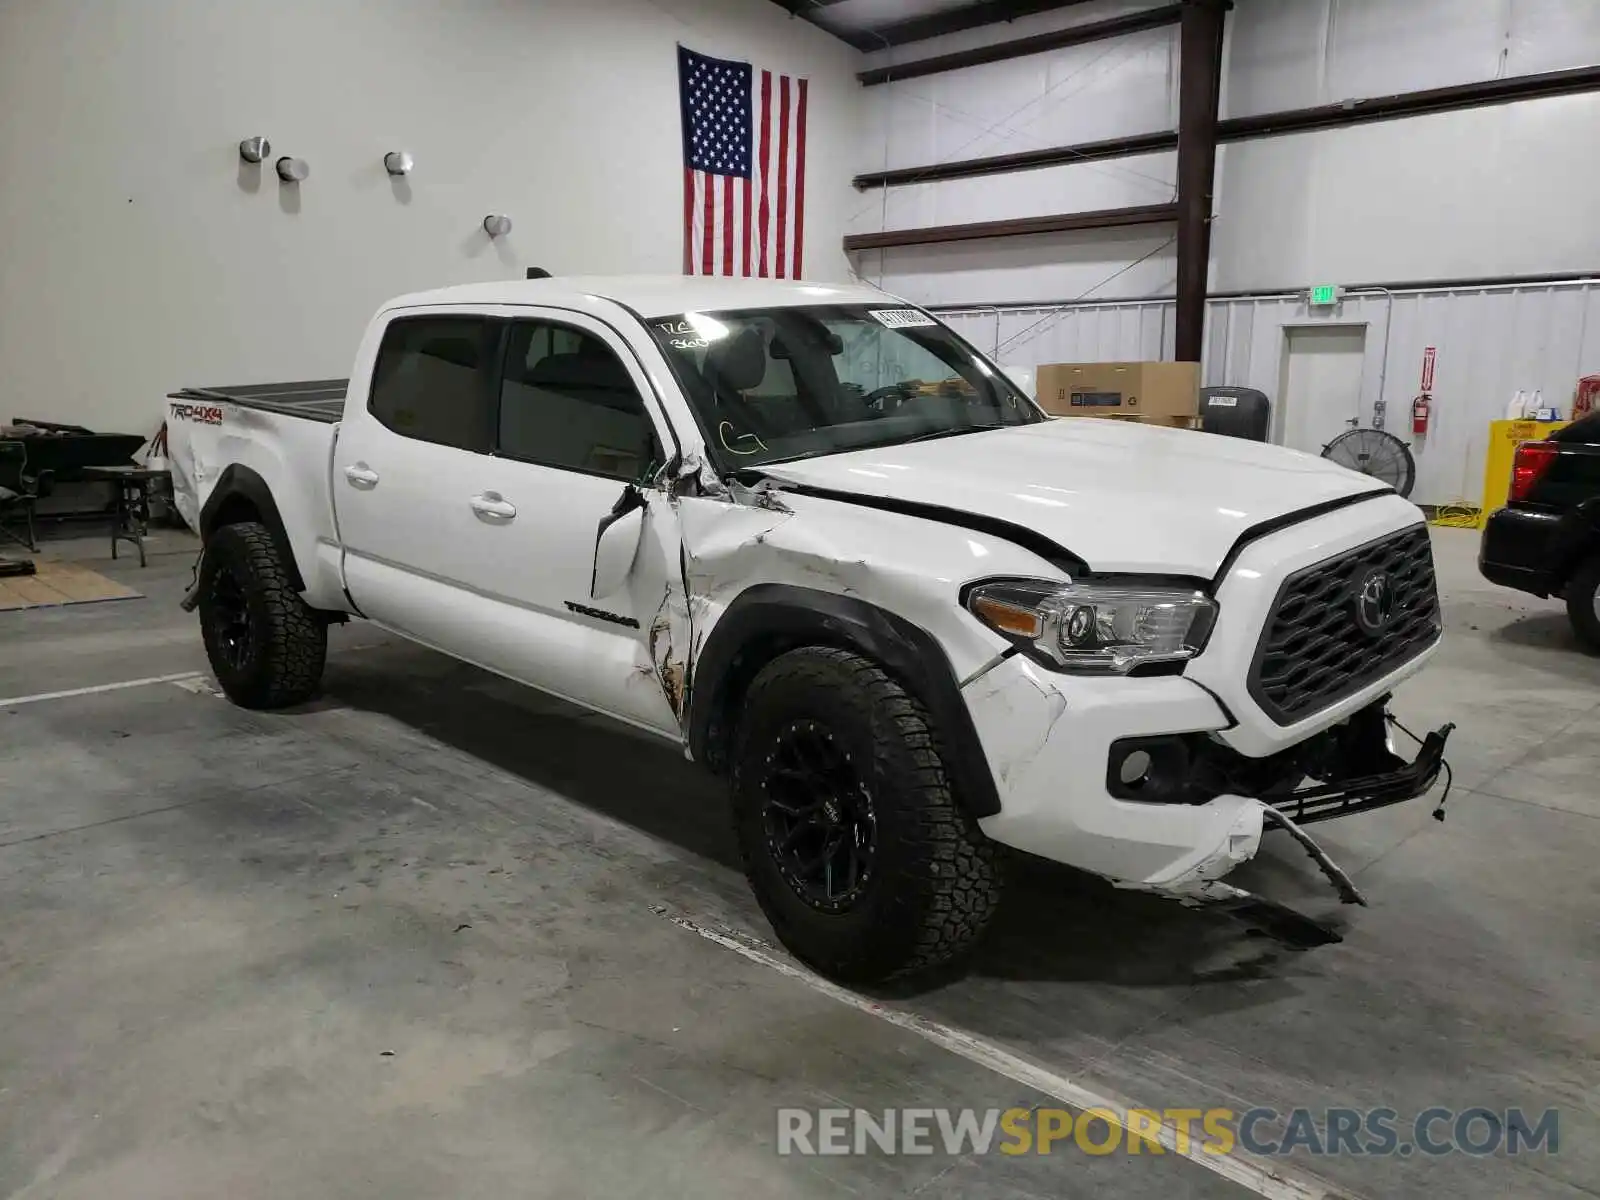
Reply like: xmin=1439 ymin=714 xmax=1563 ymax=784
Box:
xmin=893 ymin=424 xmax=1006 ymax=446
xmin=749 ymin=424 xmax=1007 ymax=468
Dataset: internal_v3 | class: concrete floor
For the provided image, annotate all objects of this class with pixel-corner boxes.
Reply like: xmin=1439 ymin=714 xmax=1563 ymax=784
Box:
xmin=1 ymin=524 xmax=1596 ymax=1199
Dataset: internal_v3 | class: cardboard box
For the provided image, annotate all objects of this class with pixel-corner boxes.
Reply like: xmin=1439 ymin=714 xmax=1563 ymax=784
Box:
xmin=1088 ymin=413 xmax=1201 ymax=430
xmin=1035 ymin=361 xmax=1200 ymax=419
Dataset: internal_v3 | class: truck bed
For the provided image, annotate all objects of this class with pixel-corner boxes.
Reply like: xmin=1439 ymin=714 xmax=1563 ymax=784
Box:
xmin=168 ymin=379 xmax=350 ymax=423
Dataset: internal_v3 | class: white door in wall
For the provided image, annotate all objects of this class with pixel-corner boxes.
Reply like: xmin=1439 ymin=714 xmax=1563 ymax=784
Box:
xmin=1275 ymin=325 xmax=1367 ymax=454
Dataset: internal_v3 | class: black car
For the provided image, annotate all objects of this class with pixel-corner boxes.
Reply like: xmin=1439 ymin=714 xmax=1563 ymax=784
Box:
xmin=1478 ymin=410 xmax=1600 ymax=650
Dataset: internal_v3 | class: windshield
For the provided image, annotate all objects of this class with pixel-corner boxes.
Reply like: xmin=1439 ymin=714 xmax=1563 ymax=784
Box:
xmin=644 ymin=304 xmax=1042 ymax=470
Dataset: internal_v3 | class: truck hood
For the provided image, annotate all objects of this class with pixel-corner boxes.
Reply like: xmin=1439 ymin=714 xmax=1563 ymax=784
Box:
xmin=752 ymin=419 xmax=1390 ymax=578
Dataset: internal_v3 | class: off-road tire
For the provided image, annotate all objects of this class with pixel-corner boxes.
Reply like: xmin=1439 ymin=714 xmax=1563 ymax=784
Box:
xmin=731 ymin=646 xmax=1003 ymax=983
xmin=198 ymin=521 xmax=326 ymax=708
xmin=1565 ymin=553 xmax=1600 ymax=654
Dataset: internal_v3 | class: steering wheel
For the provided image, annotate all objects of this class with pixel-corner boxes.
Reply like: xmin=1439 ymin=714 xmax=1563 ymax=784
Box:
xmin=863 ymin=383 xmax=916 ymax=416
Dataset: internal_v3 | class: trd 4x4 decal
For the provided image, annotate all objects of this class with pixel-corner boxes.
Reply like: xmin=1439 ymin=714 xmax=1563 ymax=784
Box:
xmin=170 ymin=403 xmax=223 ymax=425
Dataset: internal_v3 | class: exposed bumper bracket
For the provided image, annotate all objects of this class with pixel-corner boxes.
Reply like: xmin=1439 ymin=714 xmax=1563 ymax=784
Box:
xmin=1145 ymin=715 xmax=1455 ymax=947
xmin=1260 ymin=802 xmax=1365 ymax=906
xmin=1263 ymin=717 xmax=1454 ymax=826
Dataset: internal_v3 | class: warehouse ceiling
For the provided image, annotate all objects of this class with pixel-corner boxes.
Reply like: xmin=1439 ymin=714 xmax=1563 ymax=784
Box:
xmin=769 ymin=0 xmax=1099 ymax=50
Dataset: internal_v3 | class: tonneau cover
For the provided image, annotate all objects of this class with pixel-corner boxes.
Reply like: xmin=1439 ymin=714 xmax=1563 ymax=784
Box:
xmin=168 ymin=379 xmax=350 ymax=423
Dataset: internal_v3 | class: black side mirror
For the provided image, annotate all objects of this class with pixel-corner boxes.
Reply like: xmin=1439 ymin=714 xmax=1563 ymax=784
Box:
xmin=590 ymin=484 xmax=647 ymax=598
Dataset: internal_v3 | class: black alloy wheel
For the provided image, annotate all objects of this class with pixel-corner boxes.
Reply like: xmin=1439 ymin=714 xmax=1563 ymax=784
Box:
xmin=206 ymin=557 xmax=255 ymax=673
xmin=761 ymin=719 xmax=877 ymax=912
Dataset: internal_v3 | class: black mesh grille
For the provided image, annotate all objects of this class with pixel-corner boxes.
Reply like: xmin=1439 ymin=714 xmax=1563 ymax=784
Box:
xmin=1249 ymin=525 xmax=1440 ymax=725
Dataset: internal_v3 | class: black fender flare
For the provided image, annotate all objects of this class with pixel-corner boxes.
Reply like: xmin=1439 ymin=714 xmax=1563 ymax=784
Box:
xmin=687 ymin=584 xmax=1002 ymax=819
xmin=198 ymin=464 xmax=304 ymax=592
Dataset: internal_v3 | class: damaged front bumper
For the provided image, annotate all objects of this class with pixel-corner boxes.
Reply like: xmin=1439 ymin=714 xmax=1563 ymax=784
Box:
xmin=1150 ymin=712 xmax=1452 ymax=947
xmin=964 ymin=655 xmax=1452 ymax=947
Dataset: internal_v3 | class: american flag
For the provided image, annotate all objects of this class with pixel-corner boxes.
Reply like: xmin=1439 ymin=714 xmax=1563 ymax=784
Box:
xmin=678 ymin=45 xmax=808 ymax=279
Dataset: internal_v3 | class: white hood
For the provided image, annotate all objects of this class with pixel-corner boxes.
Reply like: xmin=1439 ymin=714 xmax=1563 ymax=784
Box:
xmin=754 ymin=419 xmax=1390 ymax=578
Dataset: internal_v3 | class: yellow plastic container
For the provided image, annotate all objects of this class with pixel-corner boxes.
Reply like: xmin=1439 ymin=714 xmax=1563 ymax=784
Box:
xmin=1478 ymin=419 xmax=1568 ymax=524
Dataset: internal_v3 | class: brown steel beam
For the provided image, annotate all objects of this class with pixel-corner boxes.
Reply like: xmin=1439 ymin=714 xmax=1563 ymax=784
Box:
xmin=923 ymin=269 xmax=1600 ymax=312
xmin=1174 ymin=0 xmax=1226 ymax=363
xmin=765 ymin=0 xmax=852 ymax=14
xmin=855 ymin=130 xmax=1179 ymax=190
xmin=842 ymin=204 xmax=1178 ymax=252
xmin=854 ymin=62 xmax=1600 ymax=190
xmin=858 ymin=5 xmax=1183 ymax=86
xmin=1221 ymin=62 xmax=1600 ymax=138
xmin=862 ymin=0 xmax=1101 ymax=50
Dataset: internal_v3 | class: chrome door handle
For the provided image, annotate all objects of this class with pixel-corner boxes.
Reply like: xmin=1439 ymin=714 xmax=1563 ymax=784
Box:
xmin=344 ymin=464 xmax=379 ymax=488
xmin=469 ymin=492 xmax=517 ymax=521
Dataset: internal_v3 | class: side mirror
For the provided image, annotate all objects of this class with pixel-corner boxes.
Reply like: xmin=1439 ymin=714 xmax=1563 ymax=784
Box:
xmin=590 ymin=484 xmax=647 ymax=599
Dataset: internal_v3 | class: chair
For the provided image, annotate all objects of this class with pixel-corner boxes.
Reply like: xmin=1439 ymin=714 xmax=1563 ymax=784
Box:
xmin=0 ymin=441 xmax=53 ymax=552
xmin=1199 ymin=386 xmax=1272 ymax=441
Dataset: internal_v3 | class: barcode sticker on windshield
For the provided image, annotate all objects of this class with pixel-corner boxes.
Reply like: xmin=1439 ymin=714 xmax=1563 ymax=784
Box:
xmin=869 ymin=309 xmax=938 ymax=329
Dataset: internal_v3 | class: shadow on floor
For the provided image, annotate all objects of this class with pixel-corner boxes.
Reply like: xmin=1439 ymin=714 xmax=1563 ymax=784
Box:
xmin=1488 ymin=609 xmax=1586 ymax=653
xmin=319 ymin=644 xmax=1343 ymax=994
xmin=323 ymin=649 xmax=742 ymax=869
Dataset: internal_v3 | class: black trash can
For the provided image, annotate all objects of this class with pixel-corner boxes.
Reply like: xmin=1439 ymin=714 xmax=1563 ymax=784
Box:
xmin=1199 ymin=386 xmax=1271 ymax=441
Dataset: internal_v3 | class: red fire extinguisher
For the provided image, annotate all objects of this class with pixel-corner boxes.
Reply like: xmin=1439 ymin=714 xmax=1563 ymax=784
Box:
xmin=1412 ymin=394 xmax=1431 ymax=436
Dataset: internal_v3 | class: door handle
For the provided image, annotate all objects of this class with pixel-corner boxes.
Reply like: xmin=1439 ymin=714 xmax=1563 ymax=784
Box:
xmin=469 ymin=492 xmax=517 ymax=521
xmin=344 ymin=464 xmax=379 ymax=488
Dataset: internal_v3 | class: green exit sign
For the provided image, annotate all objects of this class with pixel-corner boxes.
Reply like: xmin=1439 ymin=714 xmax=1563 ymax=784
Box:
xmin=1310 ymin=284 xmax=1342 ymax=306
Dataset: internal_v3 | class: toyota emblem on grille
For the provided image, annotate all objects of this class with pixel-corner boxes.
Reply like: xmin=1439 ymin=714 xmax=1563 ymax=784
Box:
xmin=1354 ymin=569 xmax=1396 ymax=634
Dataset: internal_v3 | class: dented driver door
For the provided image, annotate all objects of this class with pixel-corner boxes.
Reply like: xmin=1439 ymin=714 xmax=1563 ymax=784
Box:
xmin=470 ymin=309 xmax=692 ymax=738
xmin=340 ymin=305 xmax=690 ymax=740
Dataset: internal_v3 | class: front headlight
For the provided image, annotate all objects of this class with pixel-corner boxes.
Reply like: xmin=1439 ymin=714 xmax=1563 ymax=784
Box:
xmin=966 ymin=578 xmax=1217 ymax=674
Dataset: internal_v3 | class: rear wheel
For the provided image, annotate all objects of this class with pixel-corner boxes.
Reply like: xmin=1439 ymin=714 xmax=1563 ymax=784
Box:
xmin=198 ymin=521 xmax=327 ymax=708
xmin=731 ymin=646 xmax=1003 ymax=983
xmin=1565 ymin=553 xmax=1600 ymax=653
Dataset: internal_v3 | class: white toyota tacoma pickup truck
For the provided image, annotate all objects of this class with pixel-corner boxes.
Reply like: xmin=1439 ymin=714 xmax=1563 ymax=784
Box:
xmin=167 ymin=276 xmax=1451 ymax=982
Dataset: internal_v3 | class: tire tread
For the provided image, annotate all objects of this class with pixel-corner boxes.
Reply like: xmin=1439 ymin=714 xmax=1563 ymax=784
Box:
xmin=736 ymin=646 xmax=1002 ymax=981
xmin=203 ymin=522 xmax=326 ymax=708
xmin=1565 ymin=553 xmax=1600 ymax=654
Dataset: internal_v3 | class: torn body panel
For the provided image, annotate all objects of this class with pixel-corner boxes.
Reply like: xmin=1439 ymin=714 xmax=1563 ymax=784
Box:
xmin=966 ymin=655 xmax=1243 ymax=884
xmin=627 ymin=491 xmax=693 ymax=727
xmin=965 ymin=652 xmax=1451 ymax=944
xmin=674 ymin=487 xmax=1058 ymax=694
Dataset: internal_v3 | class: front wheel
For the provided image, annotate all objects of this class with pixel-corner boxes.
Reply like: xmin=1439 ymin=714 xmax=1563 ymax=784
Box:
xmin=1565 ymin=554 xmax=1600 ymax=654
xmin=731 ymin=646 xmax=1003 ymax=983
xmin=198 ymin=521 xmax=327 ymax=708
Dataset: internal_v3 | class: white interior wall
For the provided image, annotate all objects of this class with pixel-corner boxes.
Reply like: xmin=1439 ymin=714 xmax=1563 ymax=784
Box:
xmin=860 ymin=0 xmax=1161 ymax=67
xmin=0 ymin=0 xmax=861 ymax=433
xmin=1223 ymin=0 xmax=1600 ymax=116
xmin=1211 ymin=92 xmax=1600 ymax=291
xmin=855 ymin=222 xmax=1177 ymax=307
xmin=939 ymin=280 xmax=1600 ymax=507
xmin=848 ymin=5 xmax=1180 ymax=305
xmin=859 ymin=13 xmax=1177 ymax=174
xmin=853 ymin=0 xmax=1600 ymax=300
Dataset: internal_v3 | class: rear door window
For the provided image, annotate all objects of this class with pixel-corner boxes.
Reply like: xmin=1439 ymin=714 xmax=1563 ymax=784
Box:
xmin=369 ymin=317 xmax=497 ymax=452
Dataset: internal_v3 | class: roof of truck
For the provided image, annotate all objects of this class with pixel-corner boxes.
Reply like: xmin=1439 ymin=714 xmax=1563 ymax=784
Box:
xmin=384 ymin=275 xmax=902 ymax=319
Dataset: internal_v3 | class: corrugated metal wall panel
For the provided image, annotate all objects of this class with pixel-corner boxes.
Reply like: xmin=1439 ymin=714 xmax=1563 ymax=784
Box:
xmin=939 ymin=279 xmax=1600 ymax=506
